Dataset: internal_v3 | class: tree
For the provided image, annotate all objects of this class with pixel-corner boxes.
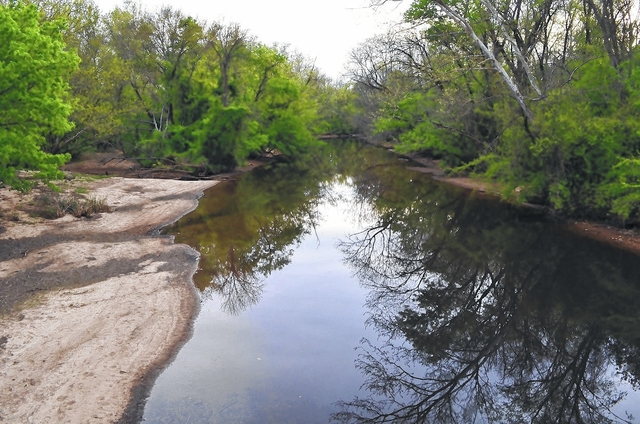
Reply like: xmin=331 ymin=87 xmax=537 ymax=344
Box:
xmin=0 ymin=1 xmax=335 ymax=177
xmin=207 ymin=22 xmax=251 ymax=107
xmin=149 ymin=6 xmax=204 ymax=127
xmin=35 ymin=0 xmax=125 ymax=156
xmin=0 ymin=2 xmax=79 ymax=190
xmin=343 ymin=0 xmax=640 ymax=222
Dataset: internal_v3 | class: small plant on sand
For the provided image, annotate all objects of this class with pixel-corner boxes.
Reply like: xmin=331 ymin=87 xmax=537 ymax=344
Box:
xmin=32 ymin=192 xmax=65 ymax=218
xmin=33 ymin=192 xmax=110 ymax=219
xmin=74 ymin=195 xmax=110 ymax=217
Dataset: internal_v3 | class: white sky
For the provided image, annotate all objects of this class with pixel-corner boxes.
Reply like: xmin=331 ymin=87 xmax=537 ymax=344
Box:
xmin=92 ymin=0 xmax=410 ymax=81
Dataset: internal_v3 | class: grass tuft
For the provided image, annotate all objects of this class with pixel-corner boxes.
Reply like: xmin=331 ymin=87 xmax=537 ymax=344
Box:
xmin=34 ymin=192 xmax=110 ymax=219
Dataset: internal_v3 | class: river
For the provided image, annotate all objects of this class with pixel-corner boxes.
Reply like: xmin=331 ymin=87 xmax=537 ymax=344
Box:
xmin=142 ymin=140 xmax=640 ymax=423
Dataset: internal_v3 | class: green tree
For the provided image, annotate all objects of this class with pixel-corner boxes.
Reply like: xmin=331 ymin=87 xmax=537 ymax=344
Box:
xmin=198 ymin=102 xmax=250 ymax=171
xmin=4 ymin=1 xmax=337 ymax=177
xmin=35 ymin=0 xmax=125 ymax=156
xmin=344 ymin=0 xmax=640 ymax=223
xmin=0 ymin=2 xmax=79 ymax=190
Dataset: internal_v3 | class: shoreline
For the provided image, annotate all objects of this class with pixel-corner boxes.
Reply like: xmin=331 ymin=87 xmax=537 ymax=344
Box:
xmin=0 ymin=178 xmax=218 ymax=423
xmin=1 ymin=144 xmax=639 ymax=423
xmin=402 ymin=153 xmax=640 ymax=257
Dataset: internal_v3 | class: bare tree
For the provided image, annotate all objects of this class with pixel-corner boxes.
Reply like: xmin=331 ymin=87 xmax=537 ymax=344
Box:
xmin=583 ymin=0 xmax=640 ymax=69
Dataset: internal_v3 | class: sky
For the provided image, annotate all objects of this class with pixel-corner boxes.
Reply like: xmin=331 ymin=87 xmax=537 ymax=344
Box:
xmin=92 ymin=0 xmax=411 ymax=81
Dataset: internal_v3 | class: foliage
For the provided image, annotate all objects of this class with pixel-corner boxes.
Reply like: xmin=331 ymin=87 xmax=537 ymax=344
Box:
xmin=374 ymin=90 xmax=478 ymax=165
xmin=36 ymin=0 xmax=122 ymax=157
xmin=344 ymin=0 xmax=640 ymax=223
xmin=198 ymin=104 xmax=250 ymax=172
xmin=0 ymin=0 xmax=344 ymax=186
xmin=98 ymin=6 xmax=327 ymax=171
xmin=597 ymin=157 xmax=640 ymax=222
xmin=0 ymin=1 xmax=79 ymax=190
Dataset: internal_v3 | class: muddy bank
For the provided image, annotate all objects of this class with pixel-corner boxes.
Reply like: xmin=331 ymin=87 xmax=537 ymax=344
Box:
xmin=403 ymin=154 xmax=640 ymax=256
xmin=0 ymin=178 xmax=217 ymax=423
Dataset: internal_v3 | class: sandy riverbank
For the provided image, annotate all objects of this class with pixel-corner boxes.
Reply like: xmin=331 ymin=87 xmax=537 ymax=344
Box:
xmin=0 ymin=177 xmax=218 ymax=423
xmin=1 ymin=145 xmax=639 ymax=424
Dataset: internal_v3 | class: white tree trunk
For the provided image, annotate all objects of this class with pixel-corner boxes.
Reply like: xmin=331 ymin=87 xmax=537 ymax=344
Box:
xmin=434 ymin=0 xmax=535 ymax=122
xmin=479 ymin=0 xmax=543 ymax=98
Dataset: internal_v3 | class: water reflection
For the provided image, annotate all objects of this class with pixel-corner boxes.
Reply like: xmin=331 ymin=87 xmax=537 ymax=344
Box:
xmin=334 ymin=168 xmax=640 ymax=423
xmin=169 ymin=161 xmax=329 ymax=314
xmin=160 ymin=140 xmax=640 ymax=423
xmin=167 ymin=141 xmax=406 ymax=315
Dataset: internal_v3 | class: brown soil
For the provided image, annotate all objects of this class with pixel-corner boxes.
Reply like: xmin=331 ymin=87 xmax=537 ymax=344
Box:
xmin=62 ymin=151 xmax=266 ymax=181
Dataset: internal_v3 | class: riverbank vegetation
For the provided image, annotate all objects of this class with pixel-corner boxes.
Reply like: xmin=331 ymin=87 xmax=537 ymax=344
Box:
xmin=0 ymin=0 xmax=353 ymax=189
xmin=1 ymin=0 xmax=638 ymax=224
xmin=344 ymin=0 xmax=640 ymax=225
xmin=0 ymin=2 xmax=78 ymax=191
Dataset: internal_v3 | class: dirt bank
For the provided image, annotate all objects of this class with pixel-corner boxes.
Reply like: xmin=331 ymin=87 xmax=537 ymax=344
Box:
xmin=405 ymin=155 xmax=640 ymax=256
xmin=0 ymin=177 xmax=218 ymax=423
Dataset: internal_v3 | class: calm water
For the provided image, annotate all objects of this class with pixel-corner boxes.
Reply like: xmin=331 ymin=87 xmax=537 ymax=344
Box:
xmin=143 ymin=141 xmax=640 ymax=423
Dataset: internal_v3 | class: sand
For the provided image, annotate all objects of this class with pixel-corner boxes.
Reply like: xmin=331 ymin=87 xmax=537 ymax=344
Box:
xmin=0 ymin=177 xmax=218 ymax=423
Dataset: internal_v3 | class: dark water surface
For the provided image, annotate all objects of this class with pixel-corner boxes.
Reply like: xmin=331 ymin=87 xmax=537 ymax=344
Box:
xmin=143 ymin=141 xmax=640 ymax=423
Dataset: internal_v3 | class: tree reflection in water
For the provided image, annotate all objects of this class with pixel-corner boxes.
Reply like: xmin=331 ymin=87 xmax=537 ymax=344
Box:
xmin=167 ymin=140 xmax=406 ymax=316
xmin=168 ymin=161 xmax=327 ymax=315
xmin=334 ymin=180 xmax=640 ymax=424
xmin=166 ymin=140 xmax=640 ymax=422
